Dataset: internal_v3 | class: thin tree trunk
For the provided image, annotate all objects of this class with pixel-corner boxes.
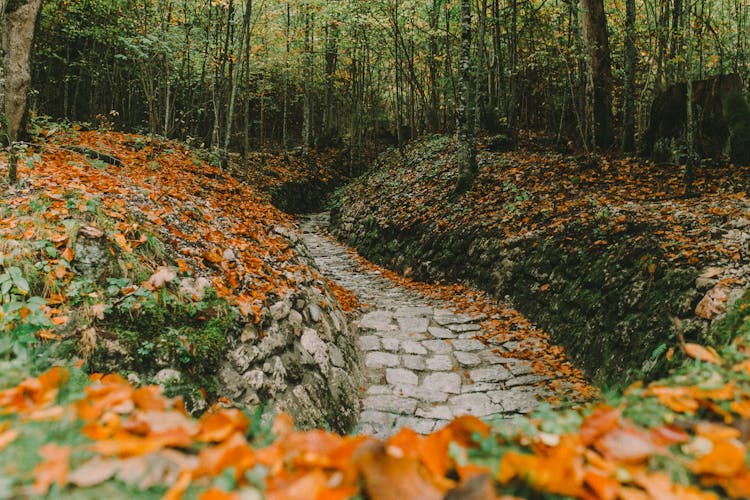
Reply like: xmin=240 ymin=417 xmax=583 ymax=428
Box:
xmin=579 ymin=0 xmax=615 ymax=149
xmin=224 ymin=0 xmax=252 ymax=153
xmin=684 ymin=0 xmax=695 ymax=196
xmin=456 ymin=0 xmax=477 ymax=193
xmin=302 ymin=6 xmax=312 ymax=155
xmin=623 ymin=0 xmax=637 ymax=152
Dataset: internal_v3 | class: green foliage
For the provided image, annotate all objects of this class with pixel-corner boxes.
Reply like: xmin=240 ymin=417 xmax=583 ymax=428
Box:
xmin=94 ymin=287 xmax=238 ymax=398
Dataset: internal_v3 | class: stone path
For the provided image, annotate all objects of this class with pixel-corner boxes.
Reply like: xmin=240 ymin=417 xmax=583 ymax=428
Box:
xmin=298 ymin=212 xmax=549 ymax=438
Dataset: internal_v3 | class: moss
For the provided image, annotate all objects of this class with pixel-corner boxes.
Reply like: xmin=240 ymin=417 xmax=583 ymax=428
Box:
xmin=93 ymin=288 xmax=238 ymax=400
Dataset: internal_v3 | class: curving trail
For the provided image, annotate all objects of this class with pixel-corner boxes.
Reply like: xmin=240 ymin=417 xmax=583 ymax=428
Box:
xmin=298 ymin=213 xmax=554 ymax=438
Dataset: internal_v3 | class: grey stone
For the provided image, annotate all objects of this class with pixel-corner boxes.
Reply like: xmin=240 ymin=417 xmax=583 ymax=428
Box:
xmin=469 ymin=366 xmax=511 ymax=383
xmin=300 ymin=328 xmax=329 ymax=372
xmin=394 ymin=306 xmax=433 ymax=317
xmin=434 ymin=313 xmax=475 ymax=325
xmin=461 ymin=382 xmax=502 ymax=393
xmin=428 ymin=326 xmax=454 ymax=339
xmin=426 ymin=355 xmax=453 ymax=371
xmin=422 ymin=372 xmax=461 ymax=394
xmin=363 ymin=395 xmax=418 ymax=414
xmin=504 ymin=359 xmax=534 ymax=376
xmin=487 ymin=388 xmax=539 ymax=413
xmin=329 ymin=345 xmax=345 ymax=368
xmin=240 ymin=323 xmax=259 ymax=343
xmin=386 ymin=368 xmax=418 ymax=386
xmin=365 ymin=352 xmax=400 ymax=368
xmin=223 ymin=248 xmax=237 ymax=262
xmin=401 ymin=340 xmax=428 ymax=355
xmin=270 ymin=301 xmax=291 ymax=321
xmin=243 ymin=369 xmax=265 ymax=391
xmin=360 ymin=311 xmax=394 ymax=330
xmin=415 ymin=406 xmax=453 ymax=420
xmin=451 ymin=339 xmax=485 ymax=351
xmin=287 ymin=309 xmax=303 ymax=335
xmin=307 ymin=304 xmax=322 ymax=322
xmin=382 ymin=338 xmax=400 ymax=351
xmin=393 ymin=416 xmax=437 ymax=435
xmin=455 ymin=352 xmax=482 ymax=366
xmin=397 ymin=316 xmax=429 ymax=335
xmin=359 ymin=335 xmax=380 ymax=351
xmin=178 ymin=276 xmax=211 ymax=301
xmin=505 ymin=374 xmax=548 ymax=387
xmin=402 ymin=355 xmax=427 ymax=371
xmin=154 ymin=368 xmax=181 ymax=385
xmin=228 ymin=344 xmax=259 ymax=373
xmin=449 ymin=393 xmax=502 ymax=417
xmin=422 ymin=339 xmax=452 ymax=353
xmin=447 ymin=323 xmax=482 ymax=333
xmin=399 ymin=386 xmax=449 ymax=403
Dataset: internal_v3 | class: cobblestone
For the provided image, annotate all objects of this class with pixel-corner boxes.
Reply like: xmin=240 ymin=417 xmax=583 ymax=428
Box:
xmin=299 ymin=212 xmax=553 ymax=439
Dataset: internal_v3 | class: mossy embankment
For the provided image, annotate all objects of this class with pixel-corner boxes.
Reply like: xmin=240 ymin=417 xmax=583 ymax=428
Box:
xmin=0 ymin=128 xmax=361 ymax=431
xmin=331 ymin=135 xmax=750 ymax=386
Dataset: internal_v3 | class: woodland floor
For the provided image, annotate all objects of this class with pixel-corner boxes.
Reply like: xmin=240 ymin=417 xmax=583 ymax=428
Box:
xmin=299 ymin=212 xmax=590 ymax=438
xmin=1 ymin=130 xmax=750 ymax=499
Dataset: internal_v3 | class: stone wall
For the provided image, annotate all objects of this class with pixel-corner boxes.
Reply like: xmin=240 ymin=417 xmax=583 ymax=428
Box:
xmin=331 ymin=210 xmax=749 ymax=387
xmin=217 ymin=225 xmax=362 ymax=432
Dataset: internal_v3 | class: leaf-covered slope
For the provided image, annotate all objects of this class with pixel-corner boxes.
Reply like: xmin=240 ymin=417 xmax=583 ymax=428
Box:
xmin=2 ymin=299 xmax=750 ymax=498
xmin=0 ymin=129 xmax=361 ymax=427
xmin=331 ymin=135 xmax=750 ymax=384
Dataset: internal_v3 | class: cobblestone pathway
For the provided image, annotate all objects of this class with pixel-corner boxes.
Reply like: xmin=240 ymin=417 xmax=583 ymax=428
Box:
xmin=299 ymin=213 xmax=549 ymax=438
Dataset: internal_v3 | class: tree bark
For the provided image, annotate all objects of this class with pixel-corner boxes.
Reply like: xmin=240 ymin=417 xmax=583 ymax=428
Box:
xmin=2 ymin=0 xmax=43 ymax=143
xmin=579 ymin=0 xmax=615 ymax=149
xmin=455 ymin=0 xmax=476 ymax=193
xmin=622 ymin=0 xmax=637 ymax=152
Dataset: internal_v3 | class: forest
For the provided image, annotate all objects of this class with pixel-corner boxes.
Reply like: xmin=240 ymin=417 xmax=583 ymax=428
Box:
xmin=1 ymin=0 xmax=750 ymax=498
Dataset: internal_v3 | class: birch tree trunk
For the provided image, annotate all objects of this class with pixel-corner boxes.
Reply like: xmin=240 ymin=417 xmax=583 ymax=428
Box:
xmin=2 ymin=0 xmax=43 ymax=144
xmin=455 ymin=0 xmax=476 ymax=193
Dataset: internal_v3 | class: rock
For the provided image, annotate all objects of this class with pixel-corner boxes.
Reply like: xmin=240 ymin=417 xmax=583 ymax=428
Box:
xmin=422 ymin=372 xmax=461 ymax=394
xmin=468 ymin=366 xmax=511 ymax=383
xmin=382 ymin=338 xmax=400 ymax=351
xmin=287 ymin=309 xmax=303 ymax=335
xmin=365 ymin=352 xmax=400 ymax=368
xmin=447 ymin=323 xmax=482 ymax=333
xmin=270 ymin=301 xmax=291 ymax=321
xmin=228 ymin=344 xmax=260 ymax=373
xmin=359 ymin=335 xmax=380 ymax=351
xmin=487 ymin=388 xmax=539 ymax=413
xmin=307 ymin=304 xmax=322 ymax=323
xmin=455 ymin=352 xmax=482 ymax=367
xmin=397 ymin=316 xmax=429 ymax=335
xmin=422 ymin=339 xmax=452 ymax=353
xmin=179 ymin=276 xmax=211 ymax=301
xmin=402 ymin=354 xmax=427 ymax=370
xmin=243 ymin=369 xmax=265 ymax=391
xmin=695 ymin=283 xmax=729 ymax=319
xmin=300 ymin=328 xmax=330 ymax=373
xmin=222 ymin=248 xmax=237 ymax=262
xmin=329 ymin=345 xmax=345 ymax=368
xmin=448 ymin=393 xmax=502 ymax=417
xmin=426 ymin=355 xmax=453 ymax=371
xmin=416 ymin=406 xmax=453 ymax=420
xmin=394 ymin=306 xmax=433 ymax=317
xmin=154 ymin=368 xmax=181 ymax=385
xmin=363 ymin=395 xmax=418 ymax=414
xmin=386 ymin=368 xmax=418 ymax=386
xmin=73 ymin=240 xmax=109 ymax=279
xmin=240 ymin=323 xmax=259 ymax=343
xmin=451 ymin=339 xmax=485 ymax=351
xmin=428 ymin=326 xmax=454 ymax=339
xmin=401 ymin=340 xmax=428 ymax=355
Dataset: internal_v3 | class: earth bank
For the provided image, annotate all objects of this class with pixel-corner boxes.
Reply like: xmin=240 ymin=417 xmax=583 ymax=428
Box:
xmin=330 ymin=135 xmax=750 ymax=386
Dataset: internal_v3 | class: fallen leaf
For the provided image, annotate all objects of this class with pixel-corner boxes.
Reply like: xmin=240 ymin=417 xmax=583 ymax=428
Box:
xmin=68 ymin=456 xmax=120 ymax=487
xmin=685 ymin=343 xmax=721 ymax=365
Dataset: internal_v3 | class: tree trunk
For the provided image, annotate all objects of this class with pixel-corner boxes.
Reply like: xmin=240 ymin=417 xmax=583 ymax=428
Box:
xmin=455 ymin=0 xmax=476 ymax=193
xmin=579 ymin=0 xmax=615 ymax=149
xmin=683 ymin=0 xmax=695 ymax=196
xmin=2 ymin=0 xmax=43 ymax=144
xmin=622 ymin=0 xmax=637 ymax=152
xmin=302 ymin=6 xmax=312 ymax=155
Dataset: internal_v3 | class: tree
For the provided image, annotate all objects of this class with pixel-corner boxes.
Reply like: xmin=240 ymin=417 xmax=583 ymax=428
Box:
xmin=2 ymin=0 xmax=44 ymax=184
xmin=579 ymin=0 xmax=614 ymax=150
xmin=455 ymin=0 xmax=476 ymax=193
xmin=622 ymin=0 xmax=637 ymax=153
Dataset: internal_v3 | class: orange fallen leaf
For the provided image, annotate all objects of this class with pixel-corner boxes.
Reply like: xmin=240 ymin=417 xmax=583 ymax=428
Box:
xmin=684 ymin=343 xmax=721 ymax=365
xmin=33 ymin=444 xmax=70 ymax=495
